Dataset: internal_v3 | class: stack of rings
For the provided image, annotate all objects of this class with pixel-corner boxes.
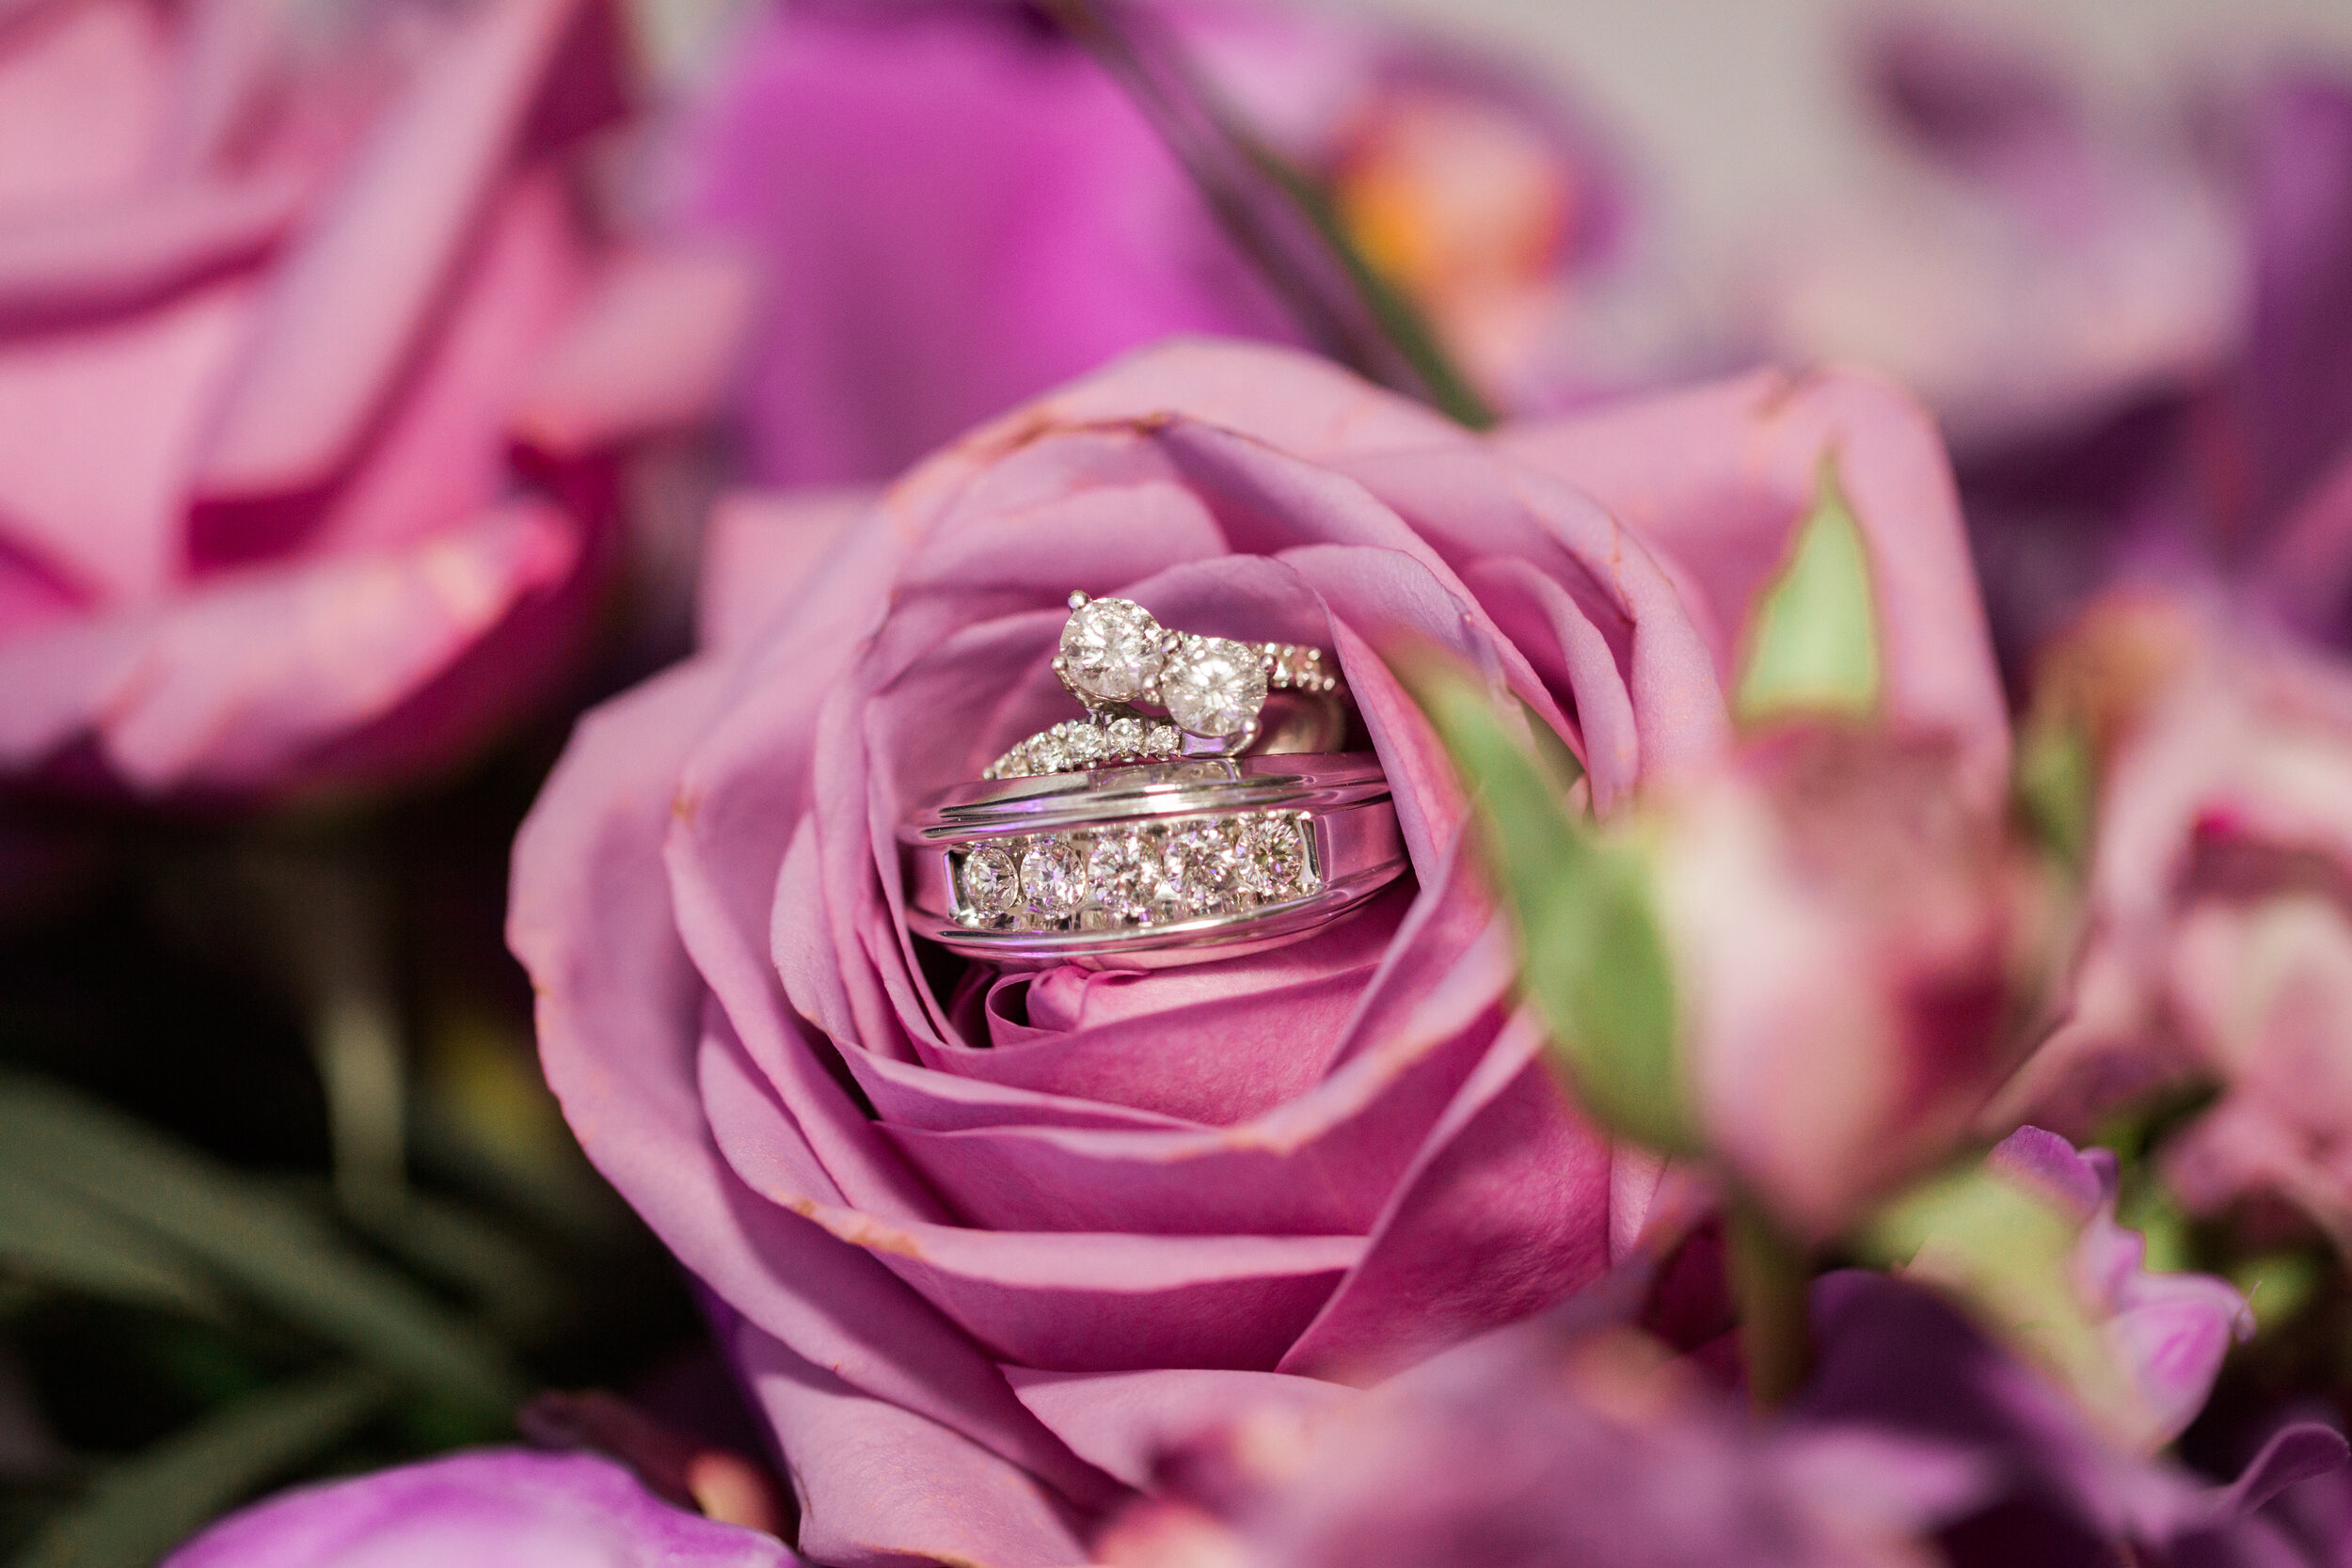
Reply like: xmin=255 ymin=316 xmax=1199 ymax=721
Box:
xmin=900 ymin=593 xmax=1407 ymax=965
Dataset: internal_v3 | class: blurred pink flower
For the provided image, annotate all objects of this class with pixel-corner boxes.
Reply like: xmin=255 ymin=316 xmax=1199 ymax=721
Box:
xmin=1999 ymin=594 xmax=2352 ymax=1246
xmin=1644 ymin=728 xmax=2052 ymax=1241
xmin=0 ymin=0 xmax=745 ymax=799
xmin=1100 ymin=1300 xmax=1983 ymax=1568
xmin=1757 ymin=21 xmax=2352 ymax=677
xmin=1096 ymin=1259 xmax=2326 ymax=1568
xmin=1753 ymin=13 xmax=2243 ymax=451
xmin=508 ymin=337 xmax=2004 ymax=1564
xmin=659 ymin=0 xmax=1640 ymax=485
xmin=162 ymin=1449 xmax=794 ymax=1567
xmin=1981 ymin=1127 xmax=2250 ymax=1449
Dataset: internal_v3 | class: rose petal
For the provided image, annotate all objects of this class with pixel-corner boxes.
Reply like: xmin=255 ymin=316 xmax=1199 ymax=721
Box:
xmin=187 ymin=0 xmax=593 ymax=513
xmin=512 ymin=245 xmax=756 ymax=461
xmin=695 ymin=486 xmax=878 ymax=655
xmin=0 ymin=499 xmax=578 ymax=788
xmin=1280 ymin=1012 xmax=1613 ymax=1383
xmin=513 ymin=661 xmax=1111 ymax=1507
xmin=704 ymin=1029 xmax=1363 ymax=1373
xmin=1005 ymin=1366 xmax=1350 ymax=1491
xmin=736 ymin=1323 xmax=1097 ymax=1568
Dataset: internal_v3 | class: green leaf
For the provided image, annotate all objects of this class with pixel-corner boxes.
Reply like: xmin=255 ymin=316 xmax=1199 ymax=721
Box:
xmin=326 ymin=1180 xmax=562 ymax=1339
xmin=1734 ymin=458 xmax=1883 ymax=725
xmin=1409 ymin=663 xmax=1698 ymax=1152
xmin=18 ymin=1368 xmax=389 ymax=1568
xmin=0 ymin=1073 xmax=523 ymax=1415
xmin=0 ymin=1169 xmax=229 ymax=1320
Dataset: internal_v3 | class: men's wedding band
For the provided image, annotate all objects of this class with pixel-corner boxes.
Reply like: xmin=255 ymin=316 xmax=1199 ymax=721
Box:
xmin=901 ymin=753 xmax=1405 ymax=966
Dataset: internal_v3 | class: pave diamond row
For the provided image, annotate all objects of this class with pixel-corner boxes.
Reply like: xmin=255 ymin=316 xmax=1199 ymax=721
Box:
xmin=951 ymin=811 xmax=1321 ymax=930
xmin=982 ymin=714 xmax=1185 ymax=781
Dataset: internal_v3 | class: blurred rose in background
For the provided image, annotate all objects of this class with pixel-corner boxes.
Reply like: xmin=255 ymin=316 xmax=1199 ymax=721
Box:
xmin=657 ymin=0 xmax=1660 ymax=486
xmin=0 ymin=0 xmax=739 ymax=800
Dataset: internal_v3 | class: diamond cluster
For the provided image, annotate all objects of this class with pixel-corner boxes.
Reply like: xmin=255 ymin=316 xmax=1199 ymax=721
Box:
xmin=952 ymin=811 xmax=1322 ymax=930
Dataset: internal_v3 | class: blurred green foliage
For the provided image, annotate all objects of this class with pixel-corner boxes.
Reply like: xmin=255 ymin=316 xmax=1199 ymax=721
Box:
xmin=0 ymin=754 xmax=704 ymax=1566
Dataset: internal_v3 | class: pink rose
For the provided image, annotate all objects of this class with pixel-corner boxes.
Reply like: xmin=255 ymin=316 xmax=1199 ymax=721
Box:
xmin=2000 ymin=594 xmax=2352 ymax=1241
xmin=0 ymin=0 xmax=744 ymax=798
xmin=509 ymin=341 xmax=2003 ymax=1564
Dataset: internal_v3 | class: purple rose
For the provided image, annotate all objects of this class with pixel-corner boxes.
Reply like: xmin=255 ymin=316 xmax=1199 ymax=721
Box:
xmin=509 ymin=340 xmax=2005 ymax=1562
xmin=659 ymin=0 xmax=1635 ymax=484
xmin=162 ymin=1449 xmax=794 ymax=1567
xmin=0 ymin=0 xmax=744 ymax=799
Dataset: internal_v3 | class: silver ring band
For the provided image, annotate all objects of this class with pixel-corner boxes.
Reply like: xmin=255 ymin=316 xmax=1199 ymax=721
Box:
xmin=983 ymin=689 xmax=1353 ymax=780
xmin=901 ymin=754 xmax=1405 ymax=966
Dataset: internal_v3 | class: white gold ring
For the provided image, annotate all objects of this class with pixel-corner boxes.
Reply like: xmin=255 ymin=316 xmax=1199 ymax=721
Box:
xmin=901 ymin=754 xmax=1405 ymax=966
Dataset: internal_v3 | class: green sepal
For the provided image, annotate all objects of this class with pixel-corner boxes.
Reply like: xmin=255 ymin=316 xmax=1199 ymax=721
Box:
xmin=1735 ymin=457 xmax=1883 ymax=725
xmin=1409 ymin=661 xmax=1699 ymax=1154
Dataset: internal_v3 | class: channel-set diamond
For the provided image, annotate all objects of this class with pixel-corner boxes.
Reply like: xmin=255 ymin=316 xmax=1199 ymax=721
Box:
xmin=950 ymin=811 xmax=1320 ymax=931
xmin=957 ymin=844 xmax=1022 ymax=919
xmin=1020 ymin=840 xmax=1087 ymax=917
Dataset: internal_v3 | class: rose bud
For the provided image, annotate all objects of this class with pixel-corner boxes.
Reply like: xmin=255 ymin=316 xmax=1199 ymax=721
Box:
xmin=1417 ymin=444 xmax=2038 ymax=1245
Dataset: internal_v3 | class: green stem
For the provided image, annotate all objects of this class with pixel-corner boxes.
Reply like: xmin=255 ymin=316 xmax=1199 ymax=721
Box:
xmin=1726 ymin=1197 xmax=1813 ymax=1413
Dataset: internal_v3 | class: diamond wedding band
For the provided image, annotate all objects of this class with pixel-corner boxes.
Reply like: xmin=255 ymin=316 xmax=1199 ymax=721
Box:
xmin=901 ymin=754 xmax=1406 ymax=966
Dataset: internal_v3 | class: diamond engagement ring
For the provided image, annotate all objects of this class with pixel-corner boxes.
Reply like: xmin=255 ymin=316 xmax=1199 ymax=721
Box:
xmin=984 ymin=593 xmax=1348 ymax=779
xmin=901 ymin=753 xmax=1405 ymax=965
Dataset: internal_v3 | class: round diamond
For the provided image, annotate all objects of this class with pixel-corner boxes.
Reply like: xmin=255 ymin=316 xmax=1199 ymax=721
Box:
xmin=1104 ymin=716 xmax=1146 ymax=758
xmin=1162 ymin=821 xmax=1238 ymax=914
xmin=1028 ymin=733 xmax=1071 ymax=773
xmin=1236 ymin=814 xmax=1312 ymax=898
xmin=1161 ymin=636 xmax=1268 ymax=738
xmin=1022 ymin=840 xmax=1087 ymax=918
xmin=959 ymin=845 xmax=1021 ymax=919
xmin=1059 ymin=597 xmax=1164 ymax=705
xmin=1085 ymin=832 xmax=1152 ymax=922
xmin=1064 ymin=725 xmax=1104 ymax=766
xmin=1146 ymin=723 xmax=1181 ymax=757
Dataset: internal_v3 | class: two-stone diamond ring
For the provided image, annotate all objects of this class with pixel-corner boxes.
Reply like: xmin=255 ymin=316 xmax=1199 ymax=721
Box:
xmin=982 ymin=594 xmax=1349 ymax=779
